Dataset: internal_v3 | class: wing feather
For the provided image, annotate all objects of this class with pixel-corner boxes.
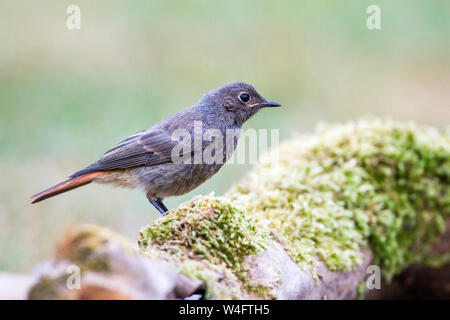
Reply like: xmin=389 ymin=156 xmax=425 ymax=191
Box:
xmin=70 ymin=127 xmax=207 ymax=178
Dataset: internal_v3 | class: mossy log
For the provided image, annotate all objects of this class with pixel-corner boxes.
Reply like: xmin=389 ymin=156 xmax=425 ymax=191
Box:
xmin=26 ymin=120 xmax=450 ymax=299
xmin=366 ymin=220 xmax=450 ymax=299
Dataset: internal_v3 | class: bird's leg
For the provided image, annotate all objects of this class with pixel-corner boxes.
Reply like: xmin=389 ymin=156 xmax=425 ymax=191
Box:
xmin=149 ymin=198 xmax=169 ymax=216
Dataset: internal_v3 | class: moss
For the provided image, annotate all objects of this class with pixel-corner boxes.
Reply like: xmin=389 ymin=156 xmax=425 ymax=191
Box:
xmin=138 ymin=195 xmax=271 ymax=298
xmin=28 ymin=275 xmax=67 ymax=300
xmin=176 ymin=259 xmax=244 ymax=299
xmin=422 ymin=252 xmax=450 ymax=268
xmin=137 ymin=120 xmax=449 ymax=298
xmin=55 ymin=224 xmax=135 ymax=273
xmin=356 ymin=280 xmax=366 ymax=300
xmin=227 ymin=119 xmax=450 ymax=281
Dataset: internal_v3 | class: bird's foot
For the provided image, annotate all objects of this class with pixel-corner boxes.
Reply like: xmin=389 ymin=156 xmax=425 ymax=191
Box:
xmin=149 ymin=199 xmax=169 ymax=216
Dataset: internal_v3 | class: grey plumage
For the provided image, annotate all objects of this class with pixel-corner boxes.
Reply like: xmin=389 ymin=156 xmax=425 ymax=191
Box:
xmin=30 ymin=82 xmax=281 ymax=214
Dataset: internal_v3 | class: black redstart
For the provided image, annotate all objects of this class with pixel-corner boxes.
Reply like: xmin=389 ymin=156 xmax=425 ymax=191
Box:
xmin=30 ymin=82 xmax=281 ymax=215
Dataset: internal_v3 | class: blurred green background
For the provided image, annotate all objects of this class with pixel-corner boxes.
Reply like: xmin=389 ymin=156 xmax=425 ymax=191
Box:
xmin=0 ymin=0 xmax=449 ymax=272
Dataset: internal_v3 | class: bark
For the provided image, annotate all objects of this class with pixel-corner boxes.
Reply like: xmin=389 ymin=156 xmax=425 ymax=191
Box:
xmin=22 ymin=225 xmax=373 ymax=300
xmin=16 ymin=225 xmax=449 ymax=299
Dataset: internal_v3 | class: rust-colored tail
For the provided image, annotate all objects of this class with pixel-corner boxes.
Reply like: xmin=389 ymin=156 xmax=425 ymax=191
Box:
xmin=29 ymin=171 xmax=107 ymax=204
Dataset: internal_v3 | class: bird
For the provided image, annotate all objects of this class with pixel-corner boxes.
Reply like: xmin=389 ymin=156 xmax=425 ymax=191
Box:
xmin=29 ymin=82 xmax=281 ymax=215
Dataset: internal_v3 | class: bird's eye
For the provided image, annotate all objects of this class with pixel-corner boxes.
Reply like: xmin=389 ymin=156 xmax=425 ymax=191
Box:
xmin=239 ymin=93 xmax=250 ymax=103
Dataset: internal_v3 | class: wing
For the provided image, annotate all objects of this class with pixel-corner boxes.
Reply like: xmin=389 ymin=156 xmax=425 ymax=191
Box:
xmin=70 ymin=127 xmax=205 ymax=178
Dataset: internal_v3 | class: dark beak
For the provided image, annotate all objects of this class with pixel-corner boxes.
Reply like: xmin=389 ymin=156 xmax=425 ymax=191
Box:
xmin=258 ymin=100 xmax=282 ymax=108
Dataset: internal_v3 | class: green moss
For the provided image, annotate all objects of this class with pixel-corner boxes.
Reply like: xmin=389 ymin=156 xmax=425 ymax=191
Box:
xmin=28 ymin=275 xmax=67 ymax=300
xmin=356 ymin=280 xmax=366 ymax=300
xmin=176 ymin=259 xmax=244 ymax=299
xmin=423 ymin=252 xmax=450 ymax=268
xmin=137 ymin=120 xmax=449 ymax=298
xmin=56 ymin=225 xmax=135 ymax=273
xmin=138 ymin=195 xmax=271 ymax=298
xmin=227 ymin=119 xmax=450 ymax=281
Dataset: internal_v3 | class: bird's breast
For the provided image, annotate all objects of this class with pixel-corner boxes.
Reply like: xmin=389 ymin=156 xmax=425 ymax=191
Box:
xmin=137 ymin=162 xmax=225 ymax=199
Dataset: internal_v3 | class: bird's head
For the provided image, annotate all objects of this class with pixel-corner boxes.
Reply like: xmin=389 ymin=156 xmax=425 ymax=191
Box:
xmin=199 ymin=82 xmax=281 ymax=126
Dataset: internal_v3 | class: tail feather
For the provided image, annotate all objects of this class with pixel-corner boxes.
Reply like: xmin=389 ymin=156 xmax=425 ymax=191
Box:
xmin=29 ymin=171 xmax=107 ymax=204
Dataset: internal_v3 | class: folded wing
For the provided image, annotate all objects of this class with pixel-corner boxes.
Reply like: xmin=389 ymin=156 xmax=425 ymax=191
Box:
xmin=71 ymin=128 xmax=201 ymax=178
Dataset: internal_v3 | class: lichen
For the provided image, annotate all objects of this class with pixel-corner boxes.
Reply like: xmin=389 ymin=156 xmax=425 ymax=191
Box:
xmin=138 ymin=195 xmax=271 ymax=298
xmin=227 ymin=119 xmax=450 ymax=281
